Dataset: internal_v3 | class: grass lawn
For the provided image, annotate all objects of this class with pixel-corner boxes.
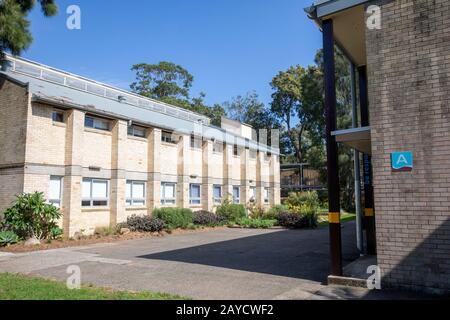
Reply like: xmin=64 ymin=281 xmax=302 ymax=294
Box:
xmin=318 ymin=211 xmax=356 ymax=227
xmin=0 ymin=273 xmax=187 ymax=300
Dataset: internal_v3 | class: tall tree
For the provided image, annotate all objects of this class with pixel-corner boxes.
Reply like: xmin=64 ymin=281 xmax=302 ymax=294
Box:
xmin=130 ymin=61 xmax=194 ymax=101
xmin=0 ymin=0 xmax=58 ymax=58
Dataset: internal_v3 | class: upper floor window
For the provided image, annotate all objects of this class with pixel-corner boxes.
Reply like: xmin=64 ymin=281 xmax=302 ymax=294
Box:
xmin=161 ymin=182 xmax=176 ymax=205
xmin=51 ymin=111 xmax=64 ymax=123
xmin=190 ymin=135 xmax=202 ymax=149
xmin=127 ymin=125 xmax=146 ymax=138
xmin=82 ymin=178 xmax=109 ymax=207
xmin=213 ymin=141 xmax=223 ymax=153
xmin=233 ymin=144 xmax=239 ymax=156
xmin=189 ymin=184 xmax=201 ymax=205
xmin=126 ymin=180 xmax=146 ymax=206
xmin=49 ymin=176 xmax=63 ymax=208
xmin=85 ymin=116 xmax=110 ymax=131
xmin=161 ymin=131 xmax=177 ymax=144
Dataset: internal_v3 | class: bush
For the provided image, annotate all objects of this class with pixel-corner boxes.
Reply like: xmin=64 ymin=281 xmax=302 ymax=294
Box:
xmin=152 ymin=208 xmax=193 ymax=229
xmin=264 ymin=204 xmax=288 ymax=219
xmin=193 ymin=210 xmax=227 ymax=226
xmin=234 ymin=217 xmax=276 ymax=229
xmin=285 ymin=191 xmax=320 ymax=210
xmin=50 ymin=227 xmax=64 ymax=240
xmin=277 ymin=212 xmax=309 ymax=229
xmin=246 ymin=204 xmax=266 ymax=219
xmin=2 ymin=192 xmax=61 ymax=240
xmin=94 ymin=226 xmax=117 ymax=237
xmin=216 ymin=198 xmax=246 ymax=222
xmin=0 ymin=231 xmax=19 ymax=246
xmin=125 ymin=214 xmax=166 ymax=232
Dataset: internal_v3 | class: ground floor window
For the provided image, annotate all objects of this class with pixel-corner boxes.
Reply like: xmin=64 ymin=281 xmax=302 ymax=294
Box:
xmin=233 ymin=186 xmax=240 ymax=204
xmin=264 ymin=188 xmax=269 ymax=203
xmin=126 ymin=180 xmax=146 ymax=206
xmin=213 ymin=185 xmax=222 ymax=204
xmin=190 ymin=184 xmax=201 ymax=205
xmin=249 ymin=186 xmax=256 ymax=203
xmin=161 ymin=182 xmax=176 ymax=205
xmin=82 ymin=178 xmax=109 ymax=207
xmin=49 ymin=176 xmax=63 ymax=208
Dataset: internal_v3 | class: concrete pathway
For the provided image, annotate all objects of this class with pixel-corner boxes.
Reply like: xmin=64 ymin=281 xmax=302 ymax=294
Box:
xmin=0 ymin=222 xmax=429 ymax=299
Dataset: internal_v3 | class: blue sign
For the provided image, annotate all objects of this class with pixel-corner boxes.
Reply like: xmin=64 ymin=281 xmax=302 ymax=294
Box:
xmin=391 ymin=152 xmax=413 ymax=172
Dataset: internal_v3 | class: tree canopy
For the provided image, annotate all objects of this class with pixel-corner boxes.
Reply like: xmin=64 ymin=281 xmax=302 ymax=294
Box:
xmin=0 ymin=0 xmax=58 ymax=58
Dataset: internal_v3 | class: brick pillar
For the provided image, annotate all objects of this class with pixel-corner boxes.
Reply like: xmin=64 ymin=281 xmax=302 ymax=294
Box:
xmin=62 ymin=109 xmax=84 ymax=237
xmin=256 ymin=151 xmax=265 ymax=206
xmin=270 ymin=154 xmax=281 ymax=205
xmin=147 ymin=128 xmax=161 ymax=215
xmin=110 ymin=120 xmax=127 ymax=226
xmin=240 ymin=148 xmax=250 ymax=205
xmin=223 ymin=143 xmax=234 ymax=201
xmin=177 ymin=134 xmax=190 ymax=208
xmin=202 ymin=139 xmax=213 ymax=211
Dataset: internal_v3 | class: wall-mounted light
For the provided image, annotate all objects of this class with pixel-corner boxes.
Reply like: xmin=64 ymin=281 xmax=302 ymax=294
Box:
xmin=190 ymin=174 xmax=198 ymax=179
xmin=88 ymin=166 xmax=101 ymax=172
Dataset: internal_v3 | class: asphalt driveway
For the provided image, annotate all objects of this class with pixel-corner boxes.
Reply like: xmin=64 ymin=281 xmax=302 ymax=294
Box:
xmin=0 ymin=223 xmax=366 ymax=299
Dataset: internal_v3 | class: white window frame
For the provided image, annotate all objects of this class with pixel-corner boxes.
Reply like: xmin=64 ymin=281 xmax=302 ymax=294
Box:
xmin=84 ymin=115 xmax=110 ymax=131
xmin=213 ymin=185 xmax=222 ymax=204
xmin=233 ymin=186 xmax=240 ymax=204
xmin=49 ymin=176 xmax=63 ymax=208
xmin=190 ymin=134 xmax=202 ymax=149
xmin=161 ymin=182 xmax=176 ymax=205
xmin=126 ymin=180 xmax=146 ymax=206
xmin=51 ymin=110 xmax=64 ymax=123
xmin=189 ymin=183 xmax=201 ymax=205
xmin=264 ymin=187 xmax=269 ymax=203
xmin=82 ymin=178 xmax=109 ymax=207
xmin=249 ymin=186 xmax=257 ymax=203
xmin=161 ymin=131 xmax=177 ymax=144
xmin=127 ymin=125 xmax=146 ymax=138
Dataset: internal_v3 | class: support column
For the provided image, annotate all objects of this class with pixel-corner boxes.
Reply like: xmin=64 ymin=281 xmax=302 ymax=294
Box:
xmin=256 ymin=151 xmax=265 ymax=206
xmin=177 ymin=134 xmax=190 ymax=208
xmin=202 ymin=139 xmax=214 ymax=210
xmin=323 ymin=19 xmax=342 ymax=276
xmin=223 ymin=143 xmax=234 ymax=200
xmin=110 ymin=120 xmax=127 ymax=226
xmin=147 ymin=128 xmax=161 ymax=214
xmin=240 ymin=147 xmax=250 ymax=205
xmin=351 ymin=62 xmax=364 ymax=254
xmin=269 ymin=154 xmax=281 ymax=205
xmin=359 ymin=65 xmax=376 ymax=255
xmin=62 ymin=109 xmax=84 ymax=237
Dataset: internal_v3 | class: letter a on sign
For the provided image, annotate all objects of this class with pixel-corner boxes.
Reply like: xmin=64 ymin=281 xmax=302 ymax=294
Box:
xmin=391 ymin=152 xmax=413 ymax=172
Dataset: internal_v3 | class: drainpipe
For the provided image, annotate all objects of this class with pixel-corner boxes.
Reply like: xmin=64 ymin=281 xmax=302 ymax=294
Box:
xmin=351 ymin=62 xmax=364 ymax=254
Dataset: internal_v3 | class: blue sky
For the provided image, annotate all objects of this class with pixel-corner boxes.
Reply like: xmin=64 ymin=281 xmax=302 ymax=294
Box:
xmin=24 ymin=0 xmax=322 ymax=106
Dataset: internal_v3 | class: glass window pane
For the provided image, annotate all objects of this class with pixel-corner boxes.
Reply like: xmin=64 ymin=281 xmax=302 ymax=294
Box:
xmin=82 ymin=200 xmax=91 ymax=207
xmin=82 ymin=180 xmax=91 ymax=198
xmin=94 ymin=119 xmax=109 ymax=130
xmin=92 ymin=180 xmax=107 ymax=198
xmin=133 ymin=182 xmax=145 ymax=198
xmin=213 ymin=186 xmax=221 ymax=198
xmin=85 ymin=117 xmax=94 ymax=128
xmin=190 ymin=184 xmax=200 ymax=198
xmin=164 ymin=183 xmax=175 ymax=198
xmin=126 ymin=181 xmax=132 ymax=198
xmin=49 ymin=177 xmax=61 ymax=200
xmin=126 ymin=200 xmax=132 ymax=206
xmin=93 ymin=200 xmax=107 ymax=206
xmin=133 ymin=200 xmax=145 ymax=206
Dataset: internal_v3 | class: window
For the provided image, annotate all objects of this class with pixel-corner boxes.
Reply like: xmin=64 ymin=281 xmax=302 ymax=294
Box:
xmin=161 ymin=182 xmax=176 ymax=205
xmin=126 ymin=181 xmax=146 ymax=206
xmin=213 ymin=185 xmax=222 ymax=204
xmin=127 ymin=125 xmax=146 ymax=138
xmin=249 ymin=186 xmax=256 ymax=203
xmin=233 ymin=144 xmax=239 ymax=156
xmin=190 ymin=184 xmax=201 ymax=205
xmin=49 ymin=176 xmax=62 ymax=207
xmin=82 ymin=178 xmax=109 ymax=207
xmin=190 ymin=135 xmax=202 ymax=149
xmin=264 ymin=188 xmax=269 ymax=203
xmin=84 ymin=116 xmax=110 ymax=131
xmin=51 ymin=111 xmax=64 ymax=123
xmin=213 ymin=141 xmax=223 ymax=153
xmin=161 ymin=131 xmax=176 ymax=144
xmin=232 ymin=186 xmax=240 ymax=204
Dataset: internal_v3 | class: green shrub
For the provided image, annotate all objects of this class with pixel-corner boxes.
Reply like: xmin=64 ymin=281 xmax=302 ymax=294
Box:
xmin=216 ymin=197 xmax=246 ymax=222
xmin=153 ymin=208 xmax=193 ymax=229
xmin=50 ymin=227 xmax=64 ymax=240
xmin=246 ymin=204 xmax=266 ymax=219
xmin=264 ymin=204 xmax=288 ymax=219
xmin=124 ymin=214 xmax=166 ymax=232
xmin=2 ymin=192 xmax=61 ymax=240
xmin=0 ymin=231 xmax=19 ymax=246
xmin=285 ymin=191 xmax=320 ymax=210
xmin=193 ymin=211 xmax=227 ymax=226
xmin=234 ymin=217 xmax=276 ymax=229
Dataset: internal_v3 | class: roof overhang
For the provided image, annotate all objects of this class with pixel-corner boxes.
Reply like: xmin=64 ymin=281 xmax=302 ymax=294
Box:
xmin=332 ymin=126 xmax=371 ymax=154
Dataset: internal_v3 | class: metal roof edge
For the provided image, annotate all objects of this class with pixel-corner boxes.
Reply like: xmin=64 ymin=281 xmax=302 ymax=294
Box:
xmin=305 ymin=0 xmax=370 ymax=18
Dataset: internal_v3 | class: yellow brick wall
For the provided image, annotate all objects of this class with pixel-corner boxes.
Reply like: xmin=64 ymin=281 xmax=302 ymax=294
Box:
xmin=82 ymin=129 xmax=112 ymax=169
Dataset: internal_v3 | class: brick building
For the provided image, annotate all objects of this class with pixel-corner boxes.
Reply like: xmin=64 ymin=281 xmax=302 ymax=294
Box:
xmin=306 ymin=0 xmax=450 ymax=293
xmin=0 ymin=55 xmax=280 ymax=237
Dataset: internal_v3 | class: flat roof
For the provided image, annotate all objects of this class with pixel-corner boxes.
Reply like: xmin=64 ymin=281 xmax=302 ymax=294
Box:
xmin=0 ymin=56 xmax=279 ymax=155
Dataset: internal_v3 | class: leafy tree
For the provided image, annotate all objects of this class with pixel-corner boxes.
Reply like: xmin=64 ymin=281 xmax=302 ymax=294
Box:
xmin=0 ymin=0 xmax=58 ymax=58
xmin=130 ymin=61 xmax=194 ymax=101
